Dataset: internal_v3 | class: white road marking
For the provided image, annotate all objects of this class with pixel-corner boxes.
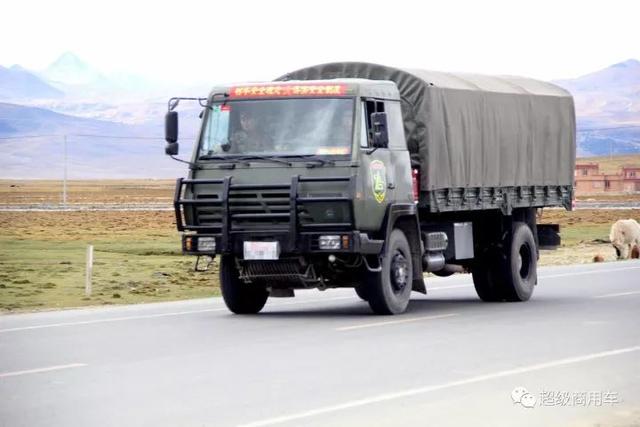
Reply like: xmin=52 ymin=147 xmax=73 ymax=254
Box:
xmin=239 ymin=345 xmax=640 ymax=427
xmin=0 ymin=296 xmax=354 ymax=333
xmin=0 ymin=308 xmax=226 ymax=332
xmin=0 ymin=363 xmax=86 ymax=378
xmin=266 ymin=296 xmax=353 ymax=307
xmin=541 ymin=265 xmax=640 ymax=279
xmin=427 ymin=284 xmax=471 ymax=291
xmin=593 ymin=290 xmax=640 ymax=299
xmin=336 ymin=313 xmax=458 ymax=331
xmin=423 ymin=265 xmax=640 ymax=293
xmin=1 ymin=264 xmax=637 ymax=333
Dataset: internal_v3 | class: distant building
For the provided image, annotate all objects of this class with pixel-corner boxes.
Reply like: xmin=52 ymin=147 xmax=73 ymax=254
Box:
xmin=575 ymin=163 xmax=640 ymax=194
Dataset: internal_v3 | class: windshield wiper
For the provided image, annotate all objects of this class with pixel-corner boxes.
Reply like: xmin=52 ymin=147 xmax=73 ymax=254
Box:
xmin=235 ymin=155 xmax=292 ymax=166
xmin=199 ymin=154 xmax=231 ymax=160
xmin=199 ymin=154 xmax=290 ymax=166
xmin=282 ymin=154 xmax=335 ymax=167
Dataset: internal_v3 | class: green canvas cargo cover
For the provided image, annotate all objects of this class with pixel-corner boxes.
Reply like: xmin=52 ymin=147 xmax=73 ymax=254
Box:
xmin=277 ymin=62 xmax=576 ymax=192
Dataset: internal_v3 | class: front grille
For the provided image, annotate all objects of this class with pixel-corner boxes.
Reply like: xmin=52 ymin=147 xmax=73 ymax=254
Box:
xmin=229 ymin=189 xmax=290 ymax=230
xmin=174 ymin=176 xmax=355 ymax=237
xmin=191 ymin=190 xmax=349 ymax=231
xmin=194 ymin=194 xmax=223 ymax=230
xmin=191 ymin=190 xmax=292 ymax=231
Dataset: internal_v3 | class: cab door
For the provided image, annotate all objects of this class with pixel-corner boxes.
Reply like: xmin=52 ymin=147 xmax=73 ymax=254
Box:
xmin=356 ymin=98 xmax=396 ymax=231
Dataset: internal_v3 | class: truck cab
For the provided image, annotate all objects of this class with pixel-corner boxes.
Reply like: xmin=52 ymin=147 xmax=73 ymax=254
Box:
xmin=167 ymin=79 xmax=422 ymax=314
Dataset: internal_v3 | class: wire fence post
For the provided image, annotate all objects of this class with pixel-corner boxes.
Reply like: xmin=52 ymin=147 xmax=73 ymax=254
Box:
xmin=63 ymin=135 xmax=68 ymax=207
xmin=85 ymin=245 xmax=93 ymax=297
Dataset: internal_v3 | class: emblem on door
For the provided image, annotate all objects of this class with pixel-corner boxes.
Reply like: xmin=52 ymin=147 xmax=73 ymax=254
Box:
xmin=370 ymin=160 xmax=387 ymax=203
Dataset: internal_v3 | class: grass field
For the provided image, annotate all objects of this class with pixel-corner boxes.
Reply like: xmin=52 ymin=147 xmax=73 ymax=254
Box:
xmin=0 ymin=211 xmax=218 ymax=311
xmin=0 ymin=177 xmax=638 ymax=312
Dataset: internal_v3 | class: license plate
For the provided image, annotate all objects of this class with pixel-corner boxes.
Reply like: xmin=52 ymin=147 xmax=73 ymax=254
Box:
xmin=243 ymin=241 xmax=280 ymax=260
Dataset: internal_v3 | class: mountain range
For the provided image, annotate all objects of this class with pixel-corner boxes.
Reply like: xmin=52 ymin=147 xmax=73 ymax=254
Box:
xmin=0 ymin=102 xmax=191 ymax=179
xmin=0 ymin=65 xmax=63 ymax=99
xmin=553 ymin=59 xmax=640 ymax=156
xmin=0 ymin=53 xmax=639 ymax=178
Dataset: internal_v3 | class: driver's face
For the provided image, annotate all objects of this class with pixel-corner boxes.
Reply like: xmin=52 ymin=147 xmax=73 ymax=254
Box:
xmin=240 ymin=114 xmax=256 ymax=131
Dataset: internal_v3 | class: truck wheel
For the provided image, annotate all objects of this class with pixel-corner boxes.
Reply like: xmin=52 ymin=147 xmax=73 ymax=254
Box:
xmin=354 ymin=285 xmax=369 ymax=301
xmin=502 ymin=222 xmax=537 ymax=301
xmin=220 ymin=255 xmax=269 ymax=314
xmin=472 ymin=222 xmax=537 ymax=302
xmin=367 ymin=229 xmax=413 ymax=315
xmin=471 ymin=247 xmax=506 ymax=302
xmin=432 ymin=270 xmax=454 ymax=278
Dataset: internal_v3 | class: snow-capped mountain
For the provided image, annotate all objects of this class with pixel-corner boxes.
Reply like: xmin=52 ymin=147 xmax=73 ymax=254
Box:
xmin=42 ymin=51 xmax=109 ymax=88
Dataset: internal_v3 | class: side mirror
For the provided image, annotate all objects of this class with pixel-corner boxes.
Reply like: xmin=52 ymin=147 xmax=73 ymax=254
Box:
xmin=165 ymin=141 xmax=179 ymax=156
xmin=165 ymin=111 xmax=178 ymax=143
xmin=165 ymin=111 xmax=179 ymax=155
xmin=371 ymin=112 xmax=389 ymax=148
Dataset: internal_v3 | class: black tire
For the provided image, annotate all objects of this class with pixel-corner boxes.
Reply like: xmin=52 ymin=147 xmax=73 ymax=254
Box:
xmin=220 ymin=255 xmax=269 ymax=314
xmin=432 ymin=269 xmax=454 ymax=278
xmin=472 ymin=222 xmax=537 ymax=302
xmin=354 ymin=285 xmax=369 ymax=301
xmin=471 ymin=247 xmax=506 ymax=302
xmin=502 ymin=222 xmax=537 ymax=301
xmin=367 ymin=229 xmax=413 ymax=315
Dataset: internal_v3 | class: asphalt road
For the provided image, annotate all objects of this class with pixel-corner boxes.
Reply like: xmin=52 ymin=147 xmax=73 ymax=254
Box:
xmin=1 ymin=261 xmax=639 ymax=427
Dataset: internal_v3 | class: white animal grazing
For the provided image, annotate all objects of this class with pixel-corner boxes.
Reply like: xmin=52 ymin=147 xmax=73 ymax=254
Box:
xmin=609 ymin=219 xmax=640 ymax=260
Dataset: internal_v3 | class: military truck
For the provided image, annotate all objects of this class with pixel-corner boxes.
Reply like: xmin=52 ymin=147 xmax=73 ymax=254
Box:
xmin=164 ymin=62 xmax=575 ymax=315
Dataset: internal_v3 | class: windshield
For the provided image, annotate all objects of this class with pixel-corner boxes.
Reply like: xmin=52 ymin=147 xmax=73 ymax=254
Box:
xmin=199 ymin=98 xmax=354 ymax=159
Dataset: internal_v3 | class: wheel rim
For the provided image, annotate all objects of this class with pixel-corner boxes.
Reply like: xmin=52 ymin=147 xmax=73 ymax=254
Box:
xmin=518 ymin=243 xmax=532 ymax=279
xmin=390 ymin=251 xmax=409 ymax=293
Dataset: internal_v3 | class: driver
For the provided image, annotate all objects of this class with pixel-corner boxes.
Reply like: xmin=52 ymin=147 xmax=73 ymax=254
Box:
xmin=226 ymin=111 xmax=273 ymax=153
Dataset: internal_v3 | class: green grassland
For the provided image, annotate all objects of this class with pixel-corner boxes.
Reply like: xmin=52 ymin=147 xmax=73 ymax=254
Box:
xmin=0 ymin=211 xmax=219 ymax=312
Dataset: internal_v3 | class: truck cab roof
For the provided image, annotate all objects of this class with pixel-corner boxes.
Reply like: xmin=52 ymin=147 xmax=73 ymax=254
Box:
xmin=207 ymin=79 xmax=400 ymax=102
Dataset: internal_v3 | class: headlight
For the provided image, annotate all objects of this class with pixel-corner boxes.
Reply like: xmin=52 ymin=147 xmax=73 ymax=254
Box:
xmin=318 ymin=235 xmax=341 ymax=250
xmin=197 ymin=237 xmax=216 ymax=252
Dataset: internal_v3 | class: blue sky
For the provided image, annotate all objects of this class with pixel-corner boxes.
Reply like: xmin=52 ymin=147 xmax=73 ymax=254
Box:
xmin=2 ymin=0 xmax=639 ymax=83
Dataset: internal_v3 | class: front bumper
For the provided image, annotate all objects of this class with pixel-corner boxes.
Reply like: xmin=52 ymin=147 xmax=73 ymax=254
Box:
xmin=174 ymin=176 xmax=383 ymax=258
xmin=181 ymin=230 xmax=383 ymax=256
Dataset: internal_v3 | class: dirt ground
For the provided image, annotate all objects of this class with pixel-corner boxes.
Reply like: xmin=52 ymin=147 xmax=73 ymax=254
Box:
xmin=538 ymin=208 xmax=638 ymax=265
xmin=0 ymin=180 xmax=174 ymax=205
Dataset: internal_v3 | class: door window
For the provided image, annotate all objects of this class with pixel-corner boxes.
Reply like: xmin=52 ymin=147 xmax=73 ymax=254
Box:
xmin=360 ymin=99 xmax=385 ymax=148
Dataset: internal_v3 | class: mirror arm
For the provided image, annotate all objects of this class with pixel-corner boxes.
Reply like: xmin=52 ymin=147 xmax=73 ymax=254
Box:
xmin=168 ymin=97 xmax=209 ymax=111
xmin=170 ymin=155 xmax=200 ymax=169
